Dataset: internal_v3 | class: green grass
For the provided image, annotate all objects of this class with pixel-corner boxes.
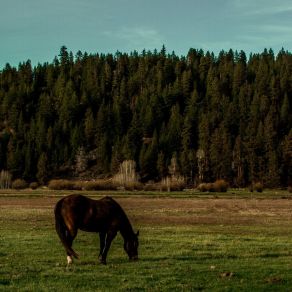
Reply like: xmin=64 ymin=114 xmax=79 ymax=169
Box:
xmin=1 ymin=194 xmax=292 ymax=291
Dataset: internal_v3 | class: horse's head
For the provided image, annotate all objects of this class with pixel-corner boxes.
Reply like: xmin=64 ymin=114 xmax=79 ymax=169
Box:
xmin=124 ymin=230 xmax=139 ymax=261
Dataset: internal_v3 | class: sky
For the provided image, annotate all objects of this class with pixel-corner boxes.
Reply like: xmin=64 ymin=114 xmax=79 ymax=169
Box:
xmin=1 ymin=0 xmax=292 ymax=68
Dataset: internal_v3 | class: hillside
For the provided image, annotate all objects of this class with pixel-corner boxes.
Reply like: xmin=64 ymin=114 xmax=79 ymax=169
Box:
xmin=0 ymin=46 xmax=291 ymax=187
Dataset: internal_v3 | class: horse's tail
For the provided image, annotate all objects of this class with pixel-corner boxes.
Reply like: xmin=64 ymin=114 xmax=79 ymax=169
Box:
xmin=54 ymin=200 xmax=79 ymax=259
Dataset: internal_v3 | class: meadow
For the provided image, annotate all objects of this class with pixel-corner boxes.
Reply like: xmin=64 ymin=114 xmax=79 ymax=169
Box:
xmin=0 ymin=189 xmax=292 ymax=291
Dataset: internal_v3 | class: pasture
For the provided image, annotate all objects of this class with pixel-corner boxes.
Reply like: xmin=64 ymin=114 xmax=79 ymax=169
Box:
xmin=1 ymin=190 xmax=292 ymax=291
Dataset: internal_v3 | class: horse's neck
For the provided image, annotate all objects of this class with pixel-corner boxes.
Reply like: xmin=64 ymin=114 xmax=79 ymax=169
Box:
xmin=120 ymin=216 xmax=134 ymax=240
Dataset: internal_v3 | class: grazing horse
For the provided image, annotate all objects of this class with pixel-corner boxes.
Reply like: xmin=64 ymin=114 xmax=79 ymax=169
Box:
xmin=54 ymin=194 xmax=139 ymax=265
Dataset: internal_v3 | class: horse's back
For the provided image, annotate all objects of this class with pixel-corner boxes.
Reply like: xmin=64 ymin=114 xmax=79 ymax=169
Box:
xmin=55 ymin=194 xmax=89 ymax=215
xmin=55 ymin=194 xmax=123 ymax=232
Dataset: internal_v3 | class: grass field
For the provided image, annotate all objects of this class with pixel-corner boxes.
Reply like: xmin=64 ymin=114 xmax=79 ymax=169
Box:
xmin=1 ymin=190 xmax=292 ymax=291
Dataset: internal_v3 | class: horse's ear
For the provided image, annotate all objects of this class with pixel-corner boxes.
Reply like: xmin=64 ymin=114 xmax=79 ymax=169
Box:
xmin=136 ymin=230 xmax=139 ymax=237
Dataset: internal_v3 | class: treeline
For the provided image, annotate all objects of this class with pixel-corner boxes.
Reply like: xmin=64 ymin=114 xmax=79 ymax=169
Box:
xmin=0 ymin=46 xmax=291 ymax=187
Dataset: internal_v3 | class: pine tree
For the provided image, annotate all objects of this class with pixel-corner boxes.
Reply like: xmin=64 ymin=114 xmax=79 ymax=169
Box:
xmin=166 ymin=104 xmax=182 ymax=156
xmin=198 ymin=113 xmax=211 ymax=181
xmin=263 ymin=102 xmax=280 ymax=186
xmin=182 ymin=69 xmax=192 ymax=98
xmin=37 ymin=152 xmax=48 ymax=184
xmin=180 ymin=91 xmax=198 ymax=180
xmin=157 ymin=151 xmax=167 ymax=179
xmin=84 ymin=108 xmax=95 ymax=147
xmin=233 ymin=51 xmax=246 ymax=96
xmin=139 ymin=130 xmax=158 ymax=181
xmin=232 ymin=136 xmax=245 ymax=186
xmin=95 ymin=133 xmax=110 ymax=174
xmin=281 ymin=130 xmax=292 ymax=186
xmin=280 ymin=93 xmax=291 ymax=134
xmin=111 ymin=138 xmax=124 ymax=174
xmin=0 ymin=47 xmax=290 ymax=186
xmin=126 ymin=111 xmax=142 ymax=161
xmin=23 ymin=142 xmax=35 ymax=180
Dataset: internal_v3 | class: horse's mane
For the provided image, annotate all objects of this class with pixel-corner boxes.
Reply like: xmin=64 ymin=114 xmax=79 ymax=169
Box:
xmin=104 ymin=196 xmax=134 ymax=237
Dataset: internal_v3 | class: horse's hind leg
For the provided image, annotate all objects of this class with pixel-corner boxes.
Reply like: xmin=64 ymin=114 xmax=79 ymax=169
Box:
xmin=66 ymin=229 xmax=77 ymax=265
xmin=98 ymin=232 xmax=106 ymax=261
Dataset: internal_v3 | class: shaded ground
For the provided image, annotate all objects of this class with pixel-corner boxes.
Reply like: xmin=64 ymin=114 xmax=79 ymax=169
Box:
xmin=1 ymin=195 xmax=292 ymax=227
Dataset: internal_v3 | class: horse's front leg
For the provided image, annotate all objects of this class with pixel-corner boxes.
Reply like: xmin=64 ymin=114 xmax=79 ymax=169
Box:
xmin=98 ymin=232 xmax=106 ymax=261
xmin=100 ymin=231 xmax=117 ymax=265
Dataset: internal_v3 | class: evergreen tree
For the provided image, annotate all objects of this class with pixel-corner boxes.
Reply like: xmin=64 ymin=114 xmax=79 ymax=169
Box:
xmin=180 ymin=91 xmax=198 ymax=180
xmin=281 ymin=130 xmax=292 ymax=186
xmin=232 ymin=136 xmax=245 ymax=186
xmin=37 ymin=152 xmax=48 ymax=184
xmin=139 ymin=130 xmax=158 ymax=181
xmin=0 ymin=46 xmax=290 ymax=186
xmin=125 ymin=111 xmax=142 ymax=161
xmin=280 ymin=93 xmax=291 ymax=134
xmin=157 ymin=151 xmax=167 ymax=179
xmin=166 ymin=104 xmax=182 ymax=156
xmin=84 ymin=108 xmax=95 ymax=147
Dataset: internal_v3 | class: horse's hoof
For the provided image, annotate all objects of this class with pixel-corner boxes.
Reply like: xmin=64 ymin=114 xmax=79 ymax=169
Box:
xmin=67 ymin=256 xmax=73 ymax=265
xmin=99 ymin=259 xmax=107 ymax=265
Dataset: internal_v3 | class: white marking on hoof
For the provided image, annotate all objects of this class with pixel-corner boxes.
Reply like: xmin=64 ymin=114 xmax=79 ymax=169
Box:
xmin=67 ymin=255 xmax=73 ymax=265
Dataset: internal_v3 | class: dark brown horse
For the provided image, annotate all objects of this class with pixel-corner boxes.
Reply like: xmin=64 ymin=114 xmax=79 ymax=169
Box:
xmin=54 ymin=194 xmax=139 ymax=265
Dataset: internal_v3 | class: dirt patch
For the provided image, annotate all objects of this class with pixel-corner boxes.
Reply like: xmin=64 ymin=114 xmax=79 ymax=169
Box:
xmin=116 ymin=197 xmax=292 ymax=225
xmin=1 ymin=195 xmax=292 ymax=227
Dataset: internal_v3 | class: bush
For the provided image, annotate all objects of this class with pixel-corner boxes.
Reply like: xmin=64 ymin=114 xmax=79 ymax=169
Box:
xmin=0 ymin=170 xmax=12 ymax=189
xmin=48 ymin=179 xmax=75 ymax=190
xmin=143 ymin=182 xmax=161 ymax=191
xmin=123 ymin=181 xmax=143 ymax=191
xmin=82 ymin=180 xmax=115 ymax=191
xmin=213 ymin=179 xmax=228 ymax=192
xmin=254 ymin=182 xmax=263 ymax=193
xmin=288 ymin=186 xmax=292 ymax=193
xmin=112 ymin=160 xmax=139 ymax=188
xmin=12 ymin=179 xmax=28 ymax=190
xmin=29 ymin=182 xmax=39 ymax=190
xmin=48 ymin=179 xmax=118 ymax=191
xmin=204 ymin=183 xmax=214 ymax=192
xmin=197 ymin=180 xmax=228 ymax=192
xmin=71 ymin=180 xmax=83 ymax=190
xmin=197 ymin=183 xmax=208 ymax=192
xmin=160 ymin=175 xmax=186 ymax=192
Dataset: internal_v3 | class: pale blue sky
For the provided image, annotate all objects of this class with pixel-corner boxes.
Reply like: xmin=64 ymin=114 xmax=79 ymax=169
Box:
xmin=1 ymin=0 xmax=292 ymax=68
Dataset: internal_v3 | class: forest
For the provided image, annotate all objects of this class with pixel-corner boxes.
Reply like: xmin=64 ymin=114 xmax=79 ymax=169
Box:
xmin=0 ymin=46 xmax=291 ymax=187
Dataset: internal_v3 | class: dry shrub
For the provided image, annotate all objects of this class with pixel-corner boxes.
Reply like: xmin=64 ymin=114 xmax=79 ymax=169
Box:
xmin=112 ymin=160 xmax=140 ymax=190
xmin=197 ymin=183 xmax=212 ymax=192
xmin=29 ymin=182 xmax=39 ymax=190
xmin=48 ymin=179 xmax=117 ymax=191
xmin=123 ymin=181 xmax=143 ymax=191
xmin=82 ymin=180 xmax=115 ymax=191
xmin=213 ymin=179 xmax=228 ymax=192
xmin=71 ymin=180 xmax=84 ymax=190
xmin=143 ymin=182 xmax=161 ymax=191
xmin=48 ymin=179 xmax=75 ymax=190
xmin=12 ymin=179 xmax=28 ymax=190
xmin=288 ymin=186 xmax=292 ymax=193
xmin=197 ymin=183 xmax=208 ymax=192
xmin=160 ymin=175 xmax=186 ymax=192
xmin=254 ymin=182 xmax=263 ymax=193
xmin=197 ymin=180 xmax=228 ymax=192
xmin=0 ymin=170 xmax=12 ymax=189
